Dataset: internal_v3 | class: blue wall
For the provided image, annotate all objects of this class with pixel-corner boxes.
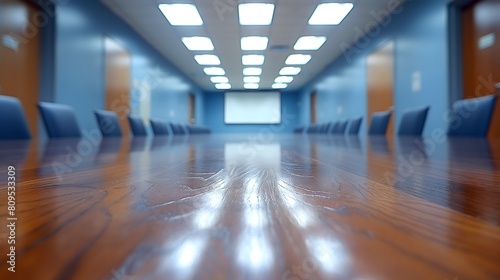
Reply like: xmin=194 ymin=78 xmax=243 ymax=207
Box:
xmin=298 ymin=0 xmax=452 ymax=137
xmin=203 ymin=92 xmax=300 ymax=133
xmin=49 ymin=0 xmax=203 ymax=134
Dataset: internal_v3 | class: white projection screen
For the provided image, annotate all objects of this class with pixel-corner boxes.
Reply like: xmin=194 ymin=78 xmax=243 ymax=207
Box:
xmin=224 ymin=92 xmax=281 ymax=124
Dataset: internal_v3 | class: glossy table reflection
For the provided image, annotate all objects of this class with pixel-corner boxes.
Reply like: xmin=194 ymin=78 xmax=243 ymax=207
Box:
xmin=0 ymin=134 xmax=499 ymax=280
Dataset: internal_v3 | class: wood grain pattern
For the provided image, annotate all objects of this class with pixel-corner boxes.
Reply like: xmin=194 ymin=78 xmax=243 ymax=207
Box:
xmin=0 ymin=134 xmax=499 ymax=280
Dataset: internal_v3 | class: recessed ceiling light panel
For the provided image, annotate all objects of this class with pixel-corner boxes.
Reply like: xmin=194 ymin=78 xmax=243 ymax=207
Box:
xmin=211 ymin=76 xmax=229 ymax=83
xmin=241 ymin=36 xmax=269 ymax=51
xmin=239 ymin=3 xmax=275 ymax=25
xmin=243 ymin=76 xmax=260 ymax=83
xmin=275 ymin=76 xmax=294 ymax=83
xmin=181 ymin=37 xmax=214 ymax=51
xmin=308 ymin=3 xmax=354 ymax=25
xmin=158 ymin=4 xmax=203 ymax=26
xmin=242 ymin=55 xmax=265 ymax=65
xmin=194 ymin=55 xmax=221 ymax=65
xmin=215 ymin=83 xmax=231 ymax=89
xmin=279 ymin=67 xmax=301 ymax=75
xmin=243 ymin=67 xmax=263 ymax=75
xmin=294 ymin=36 xmax=327 ymax=50
xmin=244 ymin=83 xmax=259 ymax=89
xmin=285 ymin=54 xmax=312 ymax=65
xmin=204 ymin=67 xmax=225 ymax=75
xmin=272 ymin=83 xmax=288 ymax=89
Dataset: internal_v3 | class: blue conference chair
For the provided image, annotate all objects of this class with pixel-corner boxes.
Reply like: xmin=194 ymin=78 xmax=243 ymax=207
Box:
xmin=127 ymin=115 xmax=147 ymax=136
xmin=347 ymin=117 xmax=363 ymax=135
xmin=38 ymin=102 xmax=82 ymax=138
xmin=398 ymin=106 xmax=430 ymax=136
xmin=168 ymin=123 xmax=183 ymax=135
xmin=150 ymin=119 xmax=170 ymax=136
xmin=448 ymin=95 xmax=497 ymax=137
xmin=368 ymin=111 xmax=392 ymax=135
xmin=0 ymin=95 xmax=31 ymax=140
xmin=94 ymin=110 xmax=122 ymax=137
xmin=331 ymin=121 xmax=347 ymax=134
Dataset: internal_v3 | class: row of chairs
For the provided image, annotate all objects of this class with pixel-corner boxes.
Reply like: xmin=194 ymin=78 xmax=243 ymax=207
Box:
xmin=295 ymin=94 xmax=497 ymax=137
xmin=0 ymin=95 xmax=210 ymax=140
xmin=295 ymin=117 xmax=363 ymax=135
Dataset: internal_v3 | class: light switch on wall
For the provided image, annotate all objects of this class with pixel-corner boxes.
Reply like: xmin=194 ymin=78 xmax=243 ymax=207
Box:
xmin=337 ymin=106 xmax=343 ymax=114
xmin=412 ymin=71 xmax=421 ymax=93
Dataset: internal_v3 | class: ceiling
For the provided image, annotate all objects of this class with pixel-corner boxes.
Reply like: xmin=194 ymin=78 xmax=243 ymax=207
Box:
xmin=100 ymin=0 xmax=404 ymax=92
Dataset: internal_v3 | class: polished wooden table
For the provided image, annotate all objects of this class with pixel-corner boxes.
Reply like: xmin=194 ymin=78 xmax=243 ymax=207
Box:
xmin=0 ymin=134 xmax=499 ymax=280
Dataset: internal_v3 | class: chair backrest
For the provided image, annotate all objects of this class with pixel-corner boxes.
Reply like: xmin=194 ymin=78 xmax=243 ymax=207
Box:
xmin=38 ymin=102 xmax=82 ymax=138
xmin=347 ymin=117 xmax=363 ymax=135
xmin=328 ymin=122 xmax=339 ymax=134
xmin=333 ymin=120 xmax=348 ymax=134
xmin=448 ymin=95 xmax=497 ymax=137
xmin=0 ymin=95 xmax=31 ymax=140
xmin=368 ymin=111 xmax=392 ymax=135
xmin=150 ymin=119 xmax=170 ymax=136
xmin=398 ymin=106 xmax=430 ymax=136
xmin=94 ymin=110 xmax=122 ymax=137
xmin=169 ymin=123 xmax=186 ymax=135
xmin=127 ymin=115 xmax=147 ymax=136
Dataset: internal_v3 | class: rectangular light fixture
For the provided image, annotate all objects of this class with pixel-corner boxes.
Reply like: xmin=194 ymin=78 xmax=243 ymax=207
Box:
xmin=308 ymin=3 xmax=354 ymax=25
xmin=279 ymin=67 xmax=301 ymax=75
xmin=242 ymin=55 xmax=265 ymax=65
xmin=241 ymin=36 xmax=268 ymax=50
xmin=243 ymin=67 xmax=262 ymax=75
xmin=158 ymin=4 xmax=203 ymax=26
xmin=244 ymin=83 xmax=259 ymax=89
xmin=211 ymin=76 xmax=229 ymax=83
xmin=182 ymin=37 xmax=214 ymax=51
xmin=272 ymin=83 xmax=288 ymax=89
xmin=194 ymin=55 xmax=221 ymax=65
xmin=243 ymin=76 xmax=260 ymax=83
xmin=294 ymin=36 xmax=327 ymax=50
xmin=204 ymin=67 xmax=225 ymax=75
xmin=215 ymin=83 xmax=231 ymax=89
xmin=275 ymin=76 xmax=294 ymax=83
xmin=285 ymin=54 xmax=312 ymax=65
xmin=239 ymin=3 xmax=275 ymax=25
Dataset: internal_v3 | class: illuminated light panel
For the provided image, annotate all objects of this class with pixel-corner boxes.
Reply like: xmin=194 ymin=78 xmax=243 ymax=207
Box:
xmin=241 ymin=36 xmax=268 ymax=50
xmin=181 ymin=37 xmax=214 ymax=51
xmin=239 ymin=3 xmax=275 ymax=25
xmin=244 ymin=83 xmax=259 ymax=89
xmin=204 ymin=67 xmax=225 ymax=75
xmin=308 ymin=3 xmax=354 ymax=25
xmin=275 ymin=76 xmax=294 ymax=83
xmin=285 ymin=54 xmax=312 ymax=65
xmin=243 ymin=67 xmax=262 ymax=76
xmin=244 ymin=76 xmax=260 ymax=83
xmin=272 ymin=83 xmax=288 ymax=89
xmin=211 ymin=76 xmax=229 ymax=83
xmin=194 ymin=55 xmax=221 ymax=65
xmin=158 ymin=4 xmax=203 ymax=26
xmin=279 ymin=67 xmax=301 ymax=75
xmin=294 ymin=36 xmax=327 ymax=50
xmin=215 ymin=83 xmax=231 ymax=89
xmin=242 ymin=55 xmax=265 ymax=65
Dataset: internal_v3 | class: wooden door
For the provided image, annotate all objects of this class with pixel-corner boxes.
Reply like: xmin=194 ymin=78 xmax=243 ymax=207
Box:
xmin=462 ymin=0 xmax=500 ymax=138
xmin=189 ymin=94 xmax=195 ymax=124
xmin=310 ymin=91 xmax=317 ymax=124
xmin=367 ymin=41 xmax=394 ymax=137
xmin=105 ymin=37 xmax=131 ymax=137
xmin=0 ymin=0 xmax=40 ymax=138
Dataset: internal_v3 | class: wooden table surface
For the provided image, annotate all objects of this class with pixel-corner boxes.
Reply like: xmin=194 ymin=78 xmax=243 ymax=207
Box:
xmin=0 ymin=134 xmax=499 ymax=280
